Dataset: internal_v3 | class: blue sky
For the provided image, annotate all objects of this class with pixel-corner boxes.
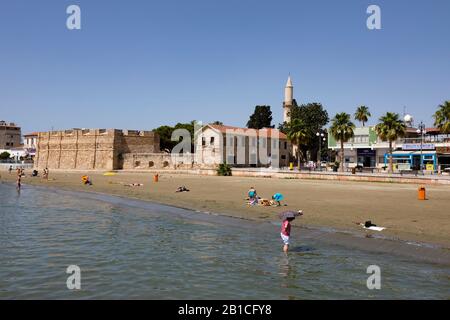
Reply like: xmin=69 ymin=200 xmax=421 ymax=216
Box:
xmin=0 ymin=0 xmax=449 ymax=134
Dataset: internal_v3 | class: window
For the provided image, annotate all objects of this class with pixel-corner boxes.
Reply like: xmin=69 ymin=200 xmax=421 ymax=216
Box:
xmin=148 ymin=161 xmax=154 ymax=167
xmin=260 ymin=138 xmax=266 ymax=148
xmin=272 ymin=139 xmax=278 ymax=149
xmin=134 ymin=161 xmax=141 ymax=167
xmin=284 ymin=141 xmax=287 ymax=149
xmin=202 ymin=137 xmax=206 ymax=146
xmin=210 ymin=137 xmax=215 ymax=145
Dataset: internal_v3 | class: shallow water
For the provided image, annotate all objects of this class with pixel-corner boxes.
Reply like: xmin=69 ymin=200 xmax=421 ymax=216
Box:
xmin=0 ymin=183 xmax=449 ymax=299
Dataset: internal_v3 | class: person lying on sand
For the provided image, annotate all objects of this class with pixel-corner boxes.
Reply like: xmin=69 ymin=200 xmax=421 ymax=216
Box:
xmin=125 ymin=183 xmax=143 ymax=187
xmin=353 ymin=220 xmax=386 ymax=232
xmin=176 ymin=186 xmax=190 ymax=193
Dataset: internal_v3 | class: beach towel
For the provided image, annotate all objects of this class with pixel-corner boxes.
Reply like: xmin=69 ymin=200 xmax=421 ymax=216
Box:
xmin=363 ymin=226 xmax=386 ymax=231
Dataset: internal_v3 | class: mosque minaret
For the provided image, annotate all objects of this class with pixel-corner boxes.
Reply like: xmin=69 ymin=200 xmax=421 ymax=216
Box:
xmin=283 ymin=75 xmax=294 ymax=123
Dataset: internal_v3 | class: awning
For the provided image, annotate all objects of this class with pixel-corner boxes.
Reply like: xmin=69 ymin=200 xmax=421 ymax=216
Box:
xmin=391 ymin=151 xmax=436 ymax=156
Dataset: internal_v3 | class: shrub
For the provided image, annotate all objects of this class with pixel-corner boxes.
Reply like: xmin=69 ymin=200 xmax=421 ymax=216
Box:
xmin=0 ymin=151 xmax=11 ymax=160
xmin=217 ymin=163 xmax=232 ymax=176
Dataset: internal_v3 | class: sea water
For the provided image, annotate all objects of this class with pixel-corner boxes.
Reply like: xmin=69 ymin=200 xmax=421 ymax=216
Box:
xmin=0 ymin=183 xmax=448 ymax=299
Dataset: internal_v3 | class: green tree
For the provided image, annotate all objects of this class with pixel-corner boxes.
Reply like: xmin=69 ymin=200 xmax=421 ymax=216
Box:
xmin=281 ymin=103 xmax=329 ymax=161
xmin=153 ymin=121 xmax=196 ymax=152
xmin=433 ymin=101 xmax=450 ymax=134
xmin=247 ymin=105 xmax=274 ymax=129
xmin=330 ymin=113 xmax=355 ymax=172
xmin=354 ymin=105 xmax=371 ymax=127
xmin=210 ymin=121 xmax=223 ymax=125
xmin=375 ymin=112 xmax=406 ymax=173
xmin=286 ymin=119 xmax=309 ymax=169
xmin=153 ymin=125 xmax=175 ymax=152
xmin=0 ymin=151 xmax=11 ymax=160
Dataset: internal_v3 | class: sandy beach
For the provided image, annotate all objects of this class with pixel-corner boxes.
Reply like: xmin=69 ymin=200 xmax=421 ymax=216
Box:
xmin=1 ymin=169 xmax=450 ymax=248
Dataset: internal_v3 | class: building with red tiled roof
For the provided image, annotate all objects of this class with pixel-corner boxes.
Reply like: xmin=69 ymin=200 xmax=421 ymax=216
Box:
xmin=196 ymin=124 xmax=290 ymax=168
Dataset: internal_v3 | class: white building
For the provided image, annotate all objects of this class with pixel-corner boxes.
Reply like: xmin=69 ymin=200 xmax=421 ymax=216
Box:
xmin=196 ymin=124 xmax=290 ymax=168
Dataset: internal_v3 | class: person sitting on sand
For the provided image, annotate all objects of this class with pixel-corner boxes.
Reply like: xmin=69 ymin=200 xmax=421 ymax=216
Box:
xmin=43 ymin=168 xmax=49 ymax=180
xmin=248 ymin=187 xmax=258 ymax=205
xmin=176 ymin=186 xmax=190 ymax=193
xmin=81 ymin=175 xmax=92 ymax=185
xmin=271 ymin=193 xmax=284 ymax=206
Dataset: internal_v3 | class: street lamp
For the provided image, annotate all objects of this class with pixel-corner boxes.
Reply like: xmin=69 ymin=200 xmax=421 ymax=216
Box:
xmin=416 ymin=122 xmax=427 ymax=172
xmin=316 ymin=130 xmax=326 ymax=171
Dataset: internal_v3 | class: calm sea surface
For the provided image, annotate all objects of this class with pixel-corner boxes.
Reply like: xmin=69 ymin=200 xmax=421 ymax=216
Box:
xmin=0 ymin=183 xmax=449 ymax=299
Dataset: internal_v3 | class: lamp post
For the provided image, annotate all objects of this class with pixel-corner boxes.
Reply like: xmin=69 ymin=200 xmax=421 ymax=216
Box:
xmin=416 ymin=122 xmax=426 ymax=172
xmin=316 ymin=130 xmax=326 ymax=171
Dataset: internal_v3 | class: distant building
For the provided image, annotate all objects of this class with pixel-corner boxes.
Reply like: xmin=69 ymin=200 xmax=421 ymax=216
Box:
xmin=23 ymin=132 xmax=38 ymax=158
xmin=328 ymin=125 xmax=450 ymax=171
xmin=0 ymin=120 xmax=21 ymax=149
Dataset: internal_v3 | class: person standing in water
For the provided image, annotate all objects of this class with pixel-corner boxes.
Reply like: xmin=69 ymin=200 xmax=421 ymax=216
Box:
xmin=16 ymin=172 xmax=22 ymax=191
xmin=280 ymin=217 xmax=294 ymax=253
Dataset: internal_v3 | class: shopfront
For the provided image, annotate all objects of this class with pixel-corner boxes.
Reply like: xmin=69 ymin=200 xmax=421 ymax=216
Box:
xmin=357 ymin=148 xmax=376 ymax=167
xmin=384 ymin=151 xmax=437 ymax=171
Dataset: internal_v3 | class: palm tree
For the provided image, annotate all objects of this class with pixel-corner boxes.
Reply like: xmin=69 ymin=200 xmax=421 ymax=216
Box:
xmin=330 ymin=113 xmax=355 ymax=172
xmin=354 ymin=105 xmax=371 ymax=127
xmin=286 ymin=119 xmax=309 ymax=169
xmin=433 ymin=101 xmax=450 ymax=134
xmin=375 ymin=112 xmax=406 ymax=173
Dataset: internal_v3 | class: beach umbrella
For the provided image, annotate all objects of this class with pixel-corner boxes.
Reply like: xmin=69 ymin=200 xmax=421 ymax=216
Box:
xmin=278 ymin=210 xmax=303 ymax=220
xmin=272 ymin=193 xmax=284 ymax=201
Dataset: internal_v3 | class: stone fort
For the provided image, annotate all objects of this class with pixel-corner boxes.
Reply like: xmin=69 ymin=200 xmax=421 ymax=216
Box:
xmin=35 ymin=128 xmax=173 ymax=170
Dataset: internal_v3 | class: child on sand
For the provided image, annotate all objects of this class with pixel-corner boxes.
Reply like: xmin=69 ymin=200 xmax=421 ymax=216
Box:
xmin=248 ymin=187 xmax=258 ymax=205
xmin=280 ymin=217 xmax=294 ymax=253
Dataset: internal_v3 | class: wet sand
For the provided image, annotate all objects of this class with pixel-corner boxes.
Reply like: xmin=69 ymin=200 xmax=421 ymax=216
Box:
xmin=1 ymin=170 xmax=450 ymax=250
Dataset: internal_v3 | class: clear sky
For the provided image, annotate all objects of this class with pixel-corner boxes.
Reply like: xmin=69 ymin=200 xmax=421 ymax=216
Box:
xmin=0 ymin=0 xmax=449 ymax=134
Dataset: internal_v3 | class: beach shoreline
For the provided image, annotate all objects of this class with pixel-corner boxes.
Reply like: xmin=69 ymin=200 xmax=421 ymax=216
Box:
xmin=2 ymin=180 xmax=450 ymax=266
xmin=2 ymin=170 xmax=450 ymax=252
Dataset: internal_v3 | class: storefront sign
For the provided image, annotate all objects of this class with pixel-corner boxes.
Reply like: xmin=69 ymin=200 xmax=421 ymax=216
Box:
xmin=402 ymin=143 xmax=435 ymax=150
xmin=357 ymin=148 xmax=376 ymax=156
xmin=436 ymin=147 xmax=450 ymax=153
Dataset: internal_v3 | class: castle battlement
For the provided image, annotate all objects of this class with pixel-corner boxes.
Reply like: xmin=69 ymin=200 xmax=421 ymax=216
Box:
xmin=35 ymin=128 xmax=160 ymax=170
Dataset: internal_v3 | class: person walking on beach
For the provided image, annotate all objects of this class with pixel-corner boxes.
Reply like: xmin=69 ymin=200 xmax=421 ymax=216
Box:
xmin=281 ymin=217 xmax=294 ymax=253
xmin=8 ymin=165 xmax=13 ymax=174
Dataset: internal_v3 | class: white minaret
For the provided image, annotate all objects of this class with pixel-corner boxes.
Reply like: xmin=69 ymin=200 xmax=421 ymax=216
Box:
xmin=283 ymin=75 xmax=294 ymax=123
